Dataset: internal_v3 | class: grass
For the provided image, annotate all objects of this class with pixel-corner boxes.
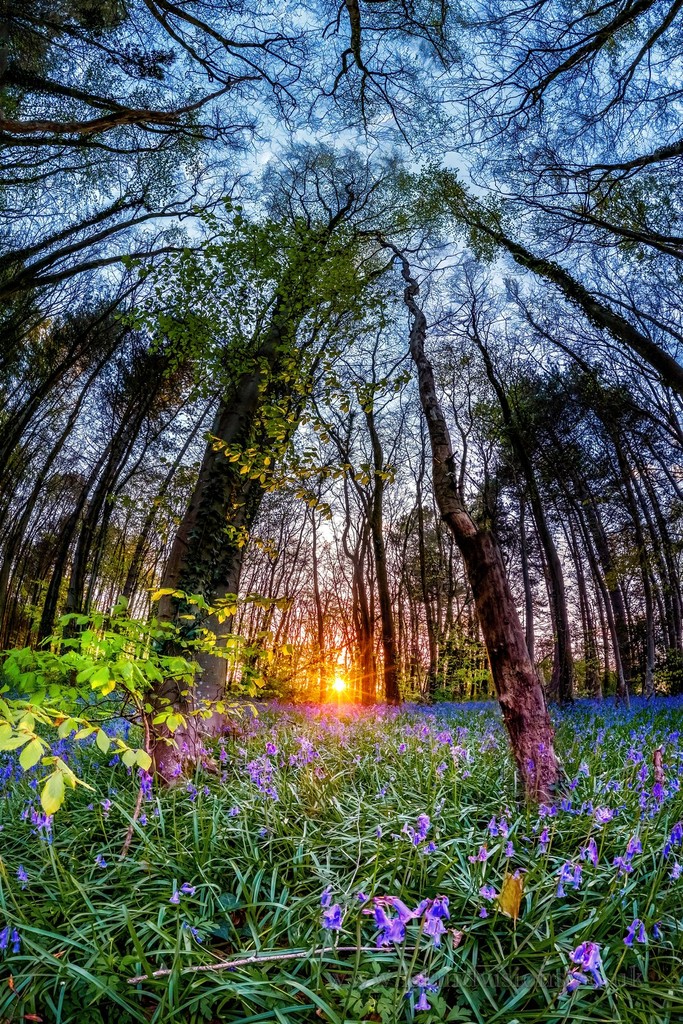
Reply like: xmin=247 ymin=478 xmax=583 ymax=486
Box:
xmin=1 ymin=698 xmax=683 ymax=1023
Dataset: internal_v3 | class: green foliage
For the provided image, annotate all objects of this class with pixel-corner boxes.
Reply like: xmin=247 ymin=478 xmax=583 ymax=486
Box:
xmin=0 ymin=596 xmax=242 ymax=811
xmin=0 ymin=701 xmax=682 ymax=1022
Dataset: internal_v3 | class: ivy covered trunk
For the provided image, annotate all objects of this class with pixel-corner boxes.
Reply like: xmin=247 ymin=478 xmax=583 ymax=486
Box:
xmin=152 ymin=313 xmax=289 ymax=781
xmin=395 ymin=247 xmax=559 ymax=801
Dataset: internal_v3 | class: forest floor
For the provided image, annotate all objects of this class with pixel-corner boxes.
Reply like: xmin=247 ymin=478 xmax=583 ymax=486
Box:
xmin=1 ymin=698 xmax=683 ymax=1023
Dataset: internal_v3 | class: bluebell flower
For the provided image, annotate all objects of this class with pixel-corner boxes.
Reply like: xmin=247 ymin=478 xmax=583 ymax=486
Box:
xmin=95 ymin=854 xmax=107 ymax=868
xmin=322 ymin=903 xmax=343 ymax=931
xmin=16 ymin=866 xmax=28 ymax=888
xmin=626 ymin=835 xmax=642 ymax=860
xmin=624 ymin=918 xmax=647 ymax=946
xmin=170 ymin=890 xmax=180 ymax=905
xmin=410 ymin=974 xmax=438 ymax=1013
xmin=568 ymin=941 xmax=605 ymax=990
xmin=320 ymin=887 xmax=332 ymax=908
xmin=479 ymin=884 xmax=497 ymax=900
xmin=371 ymin=905 xmax=405 ymax=945
xmin=468 ymin=845 xmax=488 ymax=863
xmin=180 ymin=883 xmax=195 ymax=895
xmin=384 ymin=897 xmax=416 ymax=923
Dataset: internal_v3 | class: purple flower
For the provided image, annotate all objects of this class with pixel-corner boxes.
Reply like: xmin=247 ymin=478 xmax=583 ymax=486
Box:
xmin=0 ymin=928 xmax=19 ymax=955
xmin=139 ymin=770 xmax=153 ymax=800
xmin=594 ymin=806 xmax=614 ymax=825
xmin=321 ymin=903 xmax=343 ymax=932
xmin=180 ymin=883 xmax=195 ymax=895
xmin=170 ymin=890 xmax=180 ymax=905
xmin=671 ymin=861 xmax=682 ymax=879
xmin=613 ymin=855 xmax=633 ymax=876
xmin=580 ymin=838 xmax=599 ymax=867
xmin=320 ymin=887 xmax=332 ymax=908
xmin=468 ymin=845 xmax=488 ymax=863
xmin=420 ymin=896 xmax=450 ymax=946
xmin=663 ymin=821 xmax=683 ymax=858
xmin=538 ymin=828 xmax=549 ymax=850
xmin=16 ymin=866 xmax=28 ymax=888
xmin=568 ymin=941 xmax=605 ymax=989
xmin=626 ymin=836 xmax=642 ymax=860
xmin=403 ymin=813 xmax=431 ymax=846
xmin=371 ymin=905 xmax=405 ymax=945
xmin=504 ymin=841 xmax=515 ymax=858
xmin=624 ymin=918 xmax=647 ymax=946
xmin=410 ymin=973 xmax=438 ymax=1013
xmin=415 ymin=992 xmax=431 ymax=1012
xmin=356 ymin=891 xmax=368 ymax=902
xmin=384 ymin=897 xmax=416 ymax=923
xmin=653 ymin=921 xmax=663 ymax=940
xmin=265 ymin=742 xmax=278 ymax=756
xmin=556 ymin=861 xmax=581 ymax=896
xmin=479 ymin=907 xmax=488 ymax=918
xmin=479 ymin=884 xmax=497 ymax=901
xmin=94 ymin=854 xmax=107 ymax=869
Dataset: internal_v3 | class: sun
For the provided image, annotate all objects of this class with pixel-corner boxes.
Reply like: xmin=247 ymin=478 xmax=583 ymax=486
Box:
xmin=332 ymin=675 xmax=347 ymax=693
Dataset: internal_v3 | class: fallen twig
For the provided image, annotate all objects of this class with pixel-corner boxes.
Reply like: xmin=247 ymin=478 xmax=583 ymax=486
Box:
xmin=128 ymin=944 xmax=410 ymax=984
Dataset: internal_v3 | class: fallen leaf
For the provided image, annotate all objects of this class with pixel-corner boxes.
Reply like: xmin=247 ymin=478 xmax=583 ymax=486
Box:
xmin=497 ymin=870 xmax=525 ymax=921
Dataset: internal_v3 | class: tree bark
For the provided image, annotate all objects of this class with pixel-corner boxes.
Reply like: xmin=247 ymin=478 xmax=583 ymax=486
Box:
xmin=365 ymin=406 xmax=400 ymax=704
xmin=393 ymin=245 xmax=559 ymax=801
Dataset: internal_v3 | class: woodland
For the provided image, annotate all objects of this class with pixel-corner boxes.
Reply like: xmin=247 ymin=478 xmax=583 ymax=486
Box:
xmin=1 ymin=1 xmax=683 ymax=1022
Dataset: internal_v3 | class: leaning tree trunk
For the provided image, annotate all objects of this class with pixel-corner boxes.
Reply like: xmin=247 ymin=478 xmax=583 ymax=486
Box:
xmin=393 ymin=246 xmax=558 ymax=801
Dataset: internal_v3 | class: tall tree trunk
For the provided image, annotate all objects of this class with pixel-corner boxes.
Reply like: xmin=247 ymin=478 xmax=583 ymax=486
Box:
xmin=416 ymin=436 xmax=438 ymax=696
xmin=564 ymin=516 xmax=602 ymax=699
xmin=310 ymin=507 xmax=326 ymax=702
xmin=473 ymin=329 xmax=573 ymax=702
xmin=366 ymin=406 xmax=400 ymax=704
xmin=394 ymin=246 xmax=558 ymax=801
xmin=519 ymin=497 xmax=536 ymax=668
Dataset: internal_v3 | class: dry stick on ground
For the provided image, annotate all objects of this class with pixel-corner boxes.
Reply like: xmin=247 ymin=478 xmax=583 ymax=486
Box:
xmin=128 ymin=945 xmax=415 ymax=983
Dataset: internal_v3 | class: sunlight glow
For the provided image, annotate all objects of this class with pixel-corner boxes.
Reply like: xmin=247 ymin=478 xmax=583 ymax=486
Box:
xmin=332 ymin=675 xmax=347 ymax=693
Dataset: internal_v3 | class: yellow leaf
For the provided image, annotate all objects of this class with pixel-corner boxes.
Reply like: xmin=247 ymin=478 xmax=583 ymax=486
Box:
xmin=41 ymin=771 xmax=65 ymax=815
xmin=19 ymin=737 xmax=44 ymax=771
xmin=497 ymin=870 xmax=524 ymax=921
